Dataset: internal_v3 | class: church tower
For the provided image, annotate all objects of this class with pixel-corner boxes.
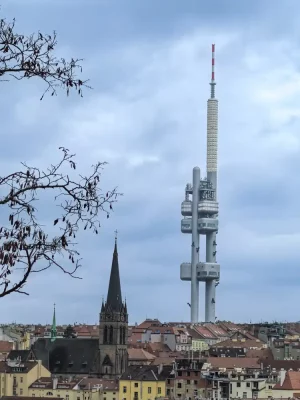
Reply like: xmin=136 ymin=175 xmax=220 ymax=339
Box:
xmin=99 ymin=235 xmax=128 ymax=378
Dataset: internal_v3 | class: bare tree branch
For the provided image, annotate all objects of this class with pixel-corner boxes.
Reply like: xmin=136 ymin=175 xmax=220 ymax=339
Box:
xmin=0 ymin=17 xmax=91 ymax=99
xmin=0 ymin=15 xmax=119 ymax=297
xmin=0 ymin=147 xmax=122 ymax=297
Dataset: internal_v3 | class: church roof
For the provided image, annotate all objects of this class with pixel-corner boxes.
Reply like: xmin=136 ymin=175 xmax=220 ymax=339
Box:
xmin=106 ymin=239 xmax=123 ymax=312
xmin=32 ymin=338 xmax=99 ymax=375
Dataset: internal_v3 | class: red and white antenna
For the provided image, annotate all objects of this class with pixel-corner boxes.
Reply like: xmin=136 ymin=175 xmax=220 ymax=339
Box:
xmin=210 ymin=44 xmax=216 ymax=98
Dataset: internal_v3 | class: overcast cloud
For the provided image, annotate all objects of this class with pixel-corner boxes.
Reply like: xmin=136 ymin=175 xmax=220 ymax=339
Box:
xmin=1 ymin=0 xmax=300 ymax=324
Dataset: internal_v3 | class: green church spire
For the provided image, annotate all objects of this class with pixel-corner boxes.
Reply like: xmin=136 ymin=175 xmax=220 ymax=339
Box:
xmin=51 ymin=303 xmax=57 ymax=342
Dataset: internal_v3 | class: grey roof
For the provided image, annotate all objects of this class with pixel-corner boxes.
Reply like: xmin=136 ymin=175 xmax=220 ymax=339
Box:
xmin=209 ymin=347 xmax=246 ymax=357
xmin=32 ymin=338 xmax=99 ymax=375
xmin=120 ymin=365 xmax=172 ymax=381
xmin=106 ymin=240 xmax=123 ymax=312
xmin=7 ymin=350 xmax=34 ymax=362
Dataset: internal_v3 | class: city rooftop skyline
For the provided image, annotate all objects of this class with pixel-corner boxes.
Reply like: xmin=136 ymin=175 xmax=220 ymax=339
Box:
xmin=1 ymin=0 xmax=300 ymax=323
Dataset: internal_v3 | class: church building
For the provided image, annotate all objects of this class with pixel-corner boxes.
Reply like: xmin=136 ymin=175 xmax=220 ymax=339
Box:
xmin=99 ymin=236 xmax=128 ymax=377
xmin=31 ymin=236 xmax=129 ymax=378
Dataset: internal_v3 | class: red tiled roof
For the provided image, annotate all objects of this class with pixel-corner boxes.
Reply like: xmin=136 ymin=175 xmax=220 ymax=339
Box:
xmin=128 ymin=349 xmax=156 ymax=361
xmin=274 ymin=372 xmax=300 ymax=390
xmin=0 ymin=361 xmax=38 ymax=373
xmin=137 ymin=319 xmax=162 ymax=329
xmin=219 ymin=322 xmax=240 ymax=332
xmin=146 ymin=343 xmax=171 ymax=354
xmin=246 ymin=348 xmax=273 ymax=359
xmin=0 ymin=341 xmax=14 ymax=352
xmin=152 ymin=357 xmax=178 ymax=365
xmin=194 ymin=325 xmax=217 ymax=339
xmin=128 ymin=332 xmax=143 ymax=344
xmin=206 ymin=357 xmax=261 ymax=369
xmin=204 ymin=323 xmax=228 ymax=337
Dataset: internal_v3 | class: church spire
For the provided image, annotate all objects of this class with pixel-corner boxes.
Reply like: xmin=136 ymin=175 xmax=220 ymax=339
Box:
xmin=106 ymin=231 xmax=122 ymax=312
xmin=51 ymin=303 xmax=57 ymax=342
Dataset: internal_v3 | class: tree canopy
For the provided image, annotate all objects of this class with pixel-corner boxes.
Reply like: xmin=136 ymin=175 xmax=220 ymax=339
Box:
xmin=63 ymin=324 xmax=77 ymax=338
xmin=0 ymin=15 xmax=120 ymax=297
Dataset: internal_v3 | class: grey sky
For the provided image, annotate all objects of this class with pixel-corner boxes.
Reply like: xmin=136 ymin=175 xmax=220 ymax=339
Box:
xmin=1 ymin=0 xmax=300 ymax=324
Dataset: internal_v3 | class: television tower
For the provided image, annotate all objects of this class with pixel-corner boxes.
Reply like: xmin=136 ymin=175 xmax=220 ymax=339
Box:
xmin=180 ymin=44 xmax=220 ymax=323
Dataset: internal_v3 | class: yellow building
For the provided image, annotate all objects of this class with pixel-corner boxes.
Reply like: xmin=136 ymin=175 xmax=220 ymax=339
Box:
xmin=191 ymin=339 xmax=208 ymax=352
xmin=29 ymin=376 xmax=119 ymax=400
xmin=0 ymin=359 xmax=51 ymax=397
xmin=120 ymin=365 xmax=170 ymax=400
xmin=19 ymin=332 xmax=31 ymax=350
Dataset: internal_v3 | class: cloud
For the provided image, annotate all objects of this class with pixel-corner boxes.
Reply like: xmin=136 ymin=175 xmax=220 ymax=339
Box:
xmin=1 ymin=0 xmax=300 ymax=324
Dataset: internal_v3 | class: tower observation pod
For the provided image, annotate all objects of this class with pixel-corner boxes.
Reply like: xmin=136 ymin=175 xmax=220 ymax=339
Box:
xmin=180 ymin=44 xmax=220 ymax=323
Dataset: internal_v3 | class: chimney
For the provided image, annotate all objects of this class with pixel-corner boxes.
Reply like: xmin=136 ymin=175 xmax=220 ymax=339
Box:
xmin=279 ymin=369 xmax=286 ymax=386
xmin=53 ymin=377 xmax=58 ymax=390
xmin=158 ymin=364 xmax=163 ymax=375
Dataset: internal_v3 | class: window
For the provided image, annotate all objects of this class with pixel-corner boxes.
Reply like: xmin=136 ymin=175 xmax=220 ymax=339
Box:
xmin=243 ymin=393 xmax=247 ymax=399
xmin=178 ymin=371 xmax=182 ymax=376
xmin=158 ymin=388 xmax=161 ymax=394
xmin=187 ymin=380 xmax=190 ymax=384
xmin=77 ymin=397 xmax=80 ymax=400
xmin=123 ymin=387 xmax=127 ymax=393
xmin=246 ymin=383 xmax=250 ymax=387
xmin=237 ymin=383 xmax=241 ymax=387
xmin=194 ymin=380 xmax=197 ymax=385
xmin=148 ymin=387 xmax=151 ymax=394
xmin=66 ymin=395 xmax=69 ymax=400
xmin=167 ymin=389 xmax=170 ymax=395
xmin=104 ymin=326 xmax=108 ymax=344
xmin=134 ymin=383 xmax=138 ymax=387
xmin=32 ymin=395 xmax=35 ymax=398
xmin=167 ymin=379 xmax=171 ymax=384
xmin=178 ymin=383 xmax=182 ymax=389
xmin=134 ymin=392 xmax=138 ymax=399
xmin=46 ymin=392 xmax=53 ymax=396
xmin=268 ymin=385 xmax=272 ymax=389
xmin=187 ymin=372 xmax=190 ymax=376
xmin=194 ymin=372 xmax=198 ymax=376
xmin=20 ymin=377 xmax=23 ymax=383
xmin=20 ymin=389 xmax=23 ymax=395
